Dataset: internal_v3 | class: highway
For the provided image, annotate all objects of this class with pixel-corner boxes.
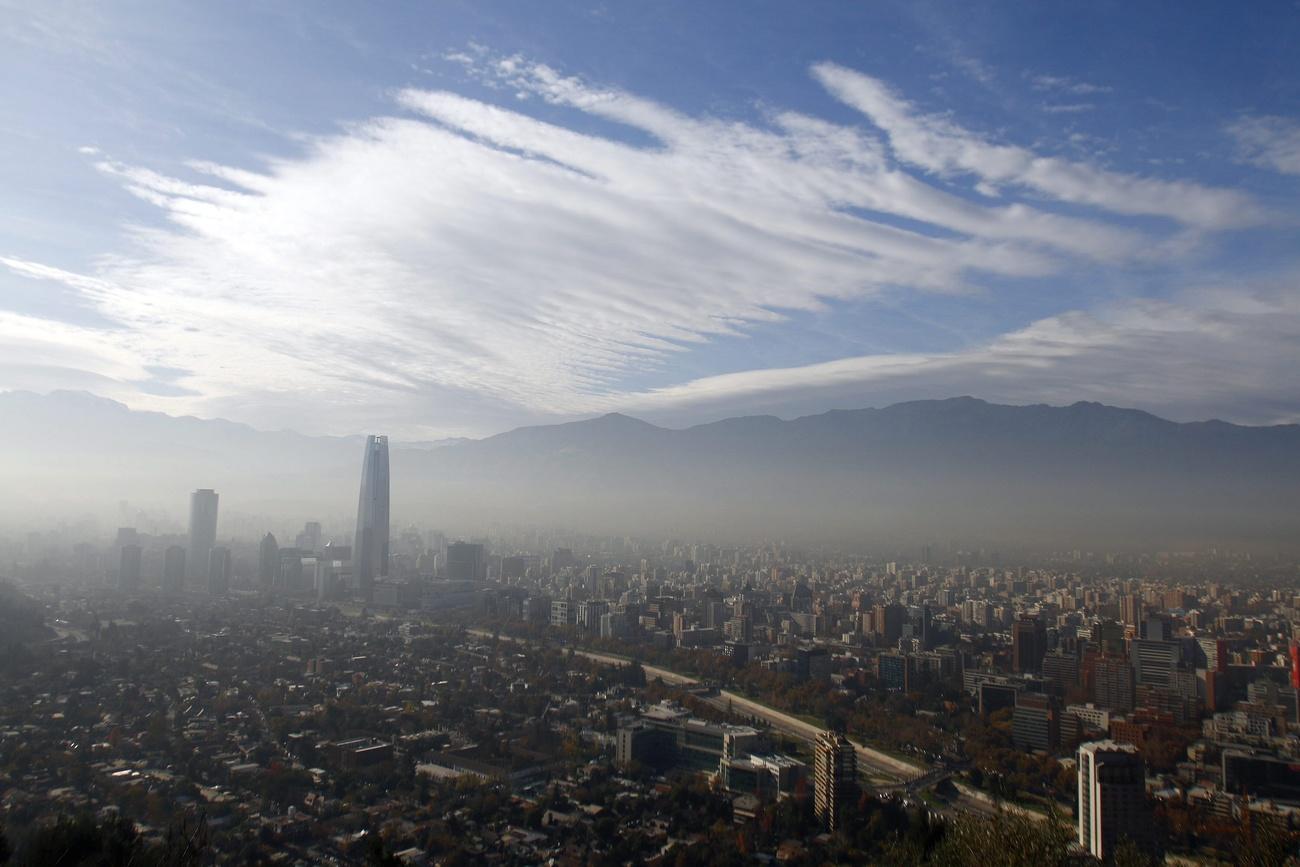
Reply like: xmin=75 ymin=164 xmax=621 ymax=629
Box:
xmin=464 ymin=628 xmax=1053 ymax=822
xmin=465 ymin=629 xmax=922 ymax=780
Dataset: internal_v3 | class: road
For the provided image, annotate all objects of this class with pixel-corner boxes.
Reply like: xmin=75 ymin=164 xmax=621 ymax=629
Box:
xmin=466 ymin=630 xmax=921 ymax=779
xmin=465 ymin=628 xmax=1054 ymax=822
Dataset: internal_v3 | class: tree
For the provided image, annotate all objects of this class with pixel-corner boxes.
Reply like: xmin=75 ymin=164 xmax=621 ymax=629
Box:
xmin=1237 ymin=815 xmax=1300 ymax=867
xmin=1110 ymin=837 xmax=1157 ymax=867
xmin=929 ymin=810 xmax=1074 ymax=867
xmin=365 ymin=833 xmax=402 ymax=867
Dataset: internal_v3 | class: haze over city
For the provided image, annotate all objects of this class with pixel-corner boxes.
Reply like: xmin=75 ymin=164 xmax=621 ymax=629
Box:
xmin=2 ymin=2 xmax=1300 ymax=866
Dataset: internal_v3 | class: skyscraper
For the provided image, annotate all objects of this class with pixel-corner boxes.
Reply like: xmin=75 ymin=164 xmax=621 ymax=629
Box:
xmin=162 ymin=545 xmax=186 ymax=594
xmin=446 ymin=541 xmax=485 ymax=580
xmin=295 ymin=521 xmax=322 ymax=553
xmin=187 ymin=489 xmax=219 ymax=588
xmin=1077 ymin=740 xmax=1151 ymax=860
xmin=258 ymin=532 xmax=279 ymax=590
xmin=813 ymin=731 xmax=857 ymax=831
xmin=353 ymin=435 xmax=390 ymax=600
xmin=118 ymin=544 xmax=142 ymax=592
xmin=1012 ymin=617 xmax=1046 ymax=673
xmin=208 ymin=546 xmax=231 ymax=596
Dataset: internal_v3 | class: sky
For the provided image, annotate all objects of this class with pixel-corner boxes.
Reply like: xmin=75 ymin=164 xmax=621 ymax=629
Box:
xmin=2 ymin=0 xmax=1299 ymax=440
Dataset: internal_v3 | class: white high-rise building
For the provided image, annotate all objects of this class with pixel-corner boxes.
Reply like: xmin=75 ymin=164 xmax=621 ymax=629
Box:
xmin=353 ymin=435 xmax=390 ymax=601
xmin=1077 ymin=740 xmax=1150 ymax=860
xmin=187 ymin=489 xmax=219 ymax=588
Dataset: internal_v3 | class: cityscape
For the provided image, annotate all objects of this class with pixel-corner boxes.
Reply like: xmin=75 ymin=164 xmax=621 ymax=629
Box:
xmin=3 ymin=2 xmax=1300 ymax=865
xmin=4 ymin=427 xmax=1300 ymax=864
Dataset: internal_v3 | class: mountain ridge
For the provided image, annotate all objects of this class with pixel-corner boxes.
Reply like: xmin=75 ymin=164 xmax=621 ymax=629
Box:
xmin=2 ymin=389 xmax=1298 ymax=548
xmin=10 ymin=388 xmax=1298 ymax=443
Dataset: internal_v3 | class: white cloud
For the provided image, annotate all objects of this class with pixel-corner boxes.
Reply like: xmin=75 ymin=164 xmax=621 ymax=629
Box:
xmin=813 ymin=62 xmax=1261 ymax=229
xmin=0 ymin=58 xmax=1279 ymax=435
xmin=619 ymin=281 xmax=1300 ymax=426
xmin=1030 ymin=74 xmax=1112 ymax=95
xmin=1042 ymin=103 xmax=1095 ymax=115
xmin=1227 ymin=115 xmax=1300 ymax=176
xmin=0 ymin=260 xmax=149 ymax=393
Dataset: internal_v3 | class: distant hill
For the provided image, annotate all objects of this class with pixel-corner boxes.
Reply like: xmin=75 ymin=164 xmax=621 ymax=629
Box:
xmin=2 ymin=391 xmax=1298 ymax=548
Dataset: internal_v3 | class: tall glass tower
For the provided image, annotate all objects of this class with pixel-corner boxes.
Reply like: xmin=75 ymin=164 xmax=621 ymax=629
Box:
xmin=187 ymin=488 xmax=219 ymax=588
xmin=353 ymin=435 xmax=390 ymax=600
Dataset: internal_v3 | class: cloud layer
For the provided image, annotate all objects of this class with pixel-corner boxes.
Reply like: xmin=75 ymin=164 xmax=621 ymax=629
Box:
xmin=619 ymin=282 xmax=1300 ymax=426
xmin=2 ymin=56 xmax=1294 ymax=435
xmin=1228 ymin=115 xmax=1300 ymax=176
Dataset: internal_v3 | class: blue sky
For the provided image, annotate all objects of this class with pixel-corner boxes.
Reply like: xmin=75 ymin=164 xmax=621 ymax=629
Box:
xmin=2 ymin=0 xmax=1299 ymax=438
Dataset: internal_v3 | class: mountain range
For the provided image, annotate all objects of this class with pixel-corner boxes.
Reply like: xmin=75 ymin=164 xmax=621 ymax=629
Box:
xmin=2 ymin=390 xmax=1298 ymax=549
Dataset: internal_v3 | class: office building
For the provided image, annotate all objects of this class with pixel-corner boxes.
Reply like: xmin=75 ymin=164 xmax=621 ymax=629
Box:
xmin=1222 ymin=750 xmax=1300 ymax=801
xmin=1091 ymin=653 xmax=1135 ymax=712
xmin=551 ymin=599 xmax=573 ymax=629
xmin=353 ymin=435 xmax=390 ymax=600
xmin=616 ymin=703 xmax=762 ymax=774
xmin=1042 ymin=649 xmax=1080 ymax=695
xmin=1078 ymin=740 xmax=1151 ymax=860
xmin=162 ymin=545 xmax=186 ymax=594
xmin=186 ymin=488 xmax=219 ymax=588
xmin=295 ymin=521 xmax=322 ymax=553
xmin=446 ymin=541 xmax=486 ymax=581
xmin=577 ymin=599 xmax=609 ymax=634
xmin=258 ymin=532 xmax=279 ymax=590
xmin=118 ymin=544 xmax=142 ymax=591
xmin=208 ymin=546 xmax=231 ymax=596
xmin=1012 ymin=617 xmax=1046 ymax=673
xmin=873 ymin=603 xmax=905 ymax=646
xmin=797 ymin=646 xmax=832 ymax=682
xmin=1012 ymin=692 xmax=1060 ymax=753
xmin=813 ymin=731 xmax=857 ymax=831
xmin=1131 ymin=638 xmax=1180 ymax=690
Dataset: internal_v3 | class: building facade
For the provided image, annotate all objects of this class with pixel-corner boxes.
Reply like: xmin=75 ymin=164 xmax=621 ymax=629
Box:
xmin=186 ymin=488 xmax=219 ymax=588
xmin=353 ymin=435 xmax=390 ymax=600
xmin=1078 ymin=740 xmax=1151 ymax=860
xmin=813 ymin=731 xmax=857 ymax=831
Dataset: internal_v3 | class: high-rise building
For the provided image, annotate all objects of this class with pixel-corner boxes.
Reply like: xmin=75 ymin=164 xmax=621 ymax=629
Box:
xmin=118 ymin=544 xmax=142 ymax=592
xmin=1077 ymin=740 xmax=1151 ymax=860
xmin=577 ymin=599 xmax=609 ymax=634
xmin=258 ymin=532 xmax=279 ymax=590
xmin=295 ymin=521 xmax=322 ymax=553
xmin=352 ymin=435 xmax=390 ymax=600
xmin=278 ymin=548 xmax=305 ymax=592
xmin=162 ymin=545 xmax=186 ymax=594
xmin=208 ymin=546 xmax=231 ymax=596
xmin=1090 ymin=652 xmax=1136 ymax=712
xmin=446 ymin=541 xmax=485 ymax=581
xmin=187 ymin=489 xmax=219 ymax=588
xmin=1131 ymin=638 xmax=1180 ymax=689
xmin=1012 ymin=692 xmax=1060 ymax=753
xmin=813 ymin=731 xmax=857 ymax=831
xmin=1012 ymin=617 xmax=1046 ymax=673
xmin=1120 ymin=594 xmax=1142 ymax=627
xmin=872 ymin=603 xmax=905 ymax=646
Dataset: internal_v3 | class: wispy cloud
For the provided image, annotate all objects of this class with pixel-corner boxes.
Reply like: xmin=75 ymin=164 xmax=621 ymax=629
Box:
xmin=0 ymin=56 xmax=1282 ymax=435
xmin=1029 ymin=74 xmax=1112 ymax=95
xmin=620 ymin=281 xmax=1300 ymax=426
xmin=813 ymin=62 xmax=1259 ymax=228
xmin=1227 ymin=114 xmax=1300 ymax=176
xmin=1041 ymin=102 xmax=1095 ymax=114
